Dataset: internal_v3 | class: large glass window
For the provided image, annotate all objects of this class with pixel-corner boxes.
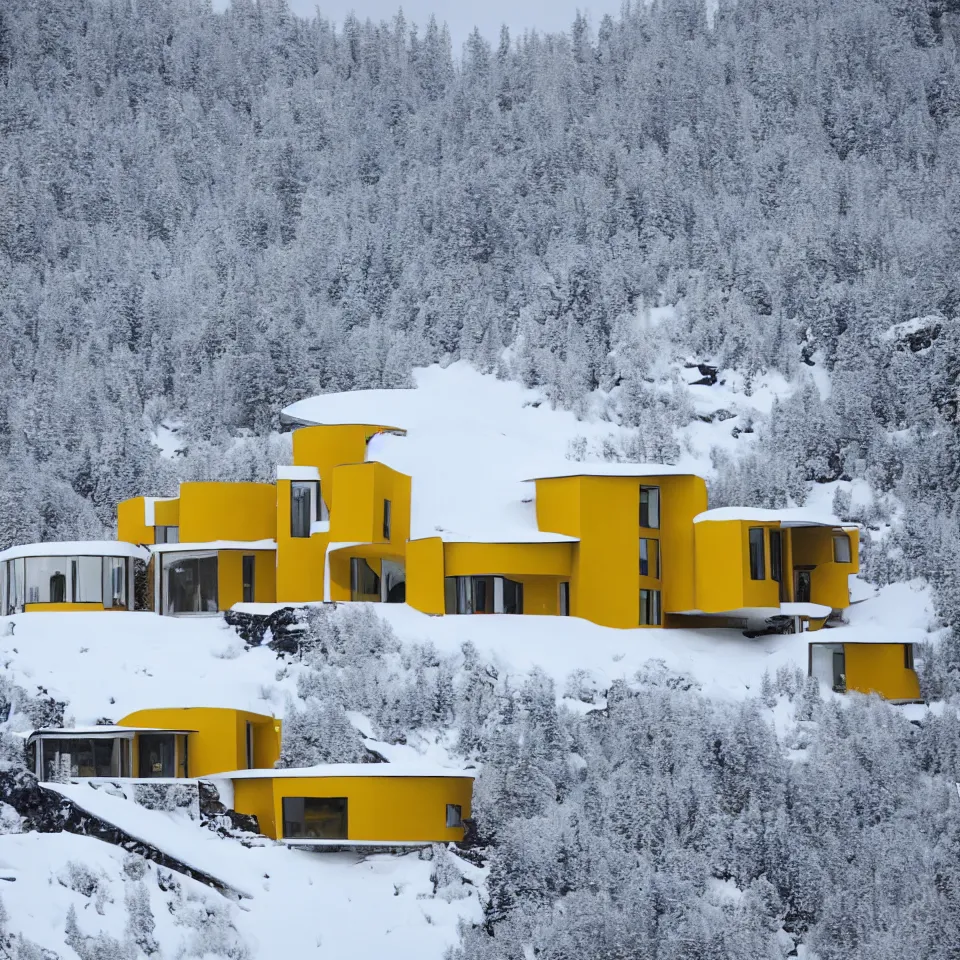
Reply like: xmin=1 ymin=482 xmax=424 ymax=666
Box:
xmin=282 ymin=797 xmax=348 ymax=840
xmin=640 ymin=486 xmax=660 ymax=529
xmin=154 ymin=526 xmax=179 ymax=544
xmin=640 ymin=589 xmax=661 ymax=626
xmin=350 ymin=558 xmax=381 ymax=601
xmin=73 ymin=557 xmax=102 ymax=603
xmin=103 ymin=557 xmax=128 ymax=609
xmin=810 ymin=643 xmax=845 ymax=692
xmin=291 ymin=481 xmax=324 ymax=538
xmin=163 ymin=554 xmax=218 ymax=615
xmin=444 ymin=576 xmax=524 ymax=614
xmin=833 ymin=534 xmax=852 ymax=564
xmin=639 ymin=538 xmax=660 ymax=578
xmin=25 ymin=557 xmax=71 ymax=604
xmin=138 ymin=734 xmax=179 ymax=778
xmin=40 ymin=737 xmax=127 ymax=780
xmin=748 ymin=528 xmax=766 ymax=580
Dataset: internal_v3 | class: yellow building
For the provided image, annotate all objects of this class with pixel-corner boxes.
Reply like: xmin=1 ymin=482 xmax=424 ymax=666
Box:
xmin=25 ymin=706 xmax=281 ymax=780
xmin=218 ymin=765 xmax=474 ymax=845
xmin=809 ymin=640 xmax=921 ymax=702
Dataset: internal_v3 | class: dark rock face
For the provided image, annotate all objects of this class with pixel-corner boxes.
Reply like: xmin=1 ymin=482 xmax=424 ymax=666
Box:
xmin=0 ymin=770 xmax=240 ymax=897
xmin=684 ymin=362 xmax=719 ymax=386
xmin=197 ymin=780 xmax=261 ymax=836
xmin=224 ymin=606 xmax=305 ymax=654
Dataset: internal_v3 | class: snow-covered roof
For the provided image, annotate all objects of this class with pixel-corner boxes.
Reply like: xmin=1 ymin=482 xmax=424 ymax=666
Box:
xmin=149 ymin=540 xmax=277 ymax=555
xmin=0 ymin=541 xmax=150 ymax=563
xmin=523 ymin=463 xmax=703 ymax=482
xmin=216 ymin=764 xmax=475 ymax=780
xmin=277 ymin=465 xmax=320 ymax=481
xmin=28 ymin=725 xmax=197 ymax=739
xmin=694 ymin=507 xmax=857 ymax=528
xmin=281 ymin=389 xmax=414 ymax=430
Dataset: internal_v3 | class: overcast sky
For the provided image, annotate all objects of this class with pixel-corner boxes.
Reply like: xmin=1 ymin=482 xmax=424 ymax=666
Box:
xmin=219 ymin=2 xmax=625 ymax=50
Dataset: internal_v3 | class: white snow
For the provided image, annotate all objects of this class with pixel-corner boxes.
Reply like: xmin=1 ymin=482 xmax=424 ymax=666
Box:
xmin=149 ymin=540 xmax=277 ymax=554
xmin=220 ymin=763 xmax=474 ymax=780
xmin=694 ymin=506 xmax=854 ymax=528
xmin=522 ymin=463 xmax=704 ymax=481
xmin=276 ymin=465 xmax=320 ymax=480
xmin=0 ymin=540 xmax=149 ymax=562
xmin=881 ymin=315 xmax=944 ymax=342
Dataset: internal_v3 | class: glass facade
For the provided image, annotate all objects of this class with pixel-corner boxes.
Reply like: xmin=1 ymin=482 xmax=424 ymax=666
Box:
xmin=163 ymin=554 xmax=218 ymax=615
xmin=3 ymin=554 xmax=134 ymax=613
xmin=282 ymin=797 xmax=348 ymax=840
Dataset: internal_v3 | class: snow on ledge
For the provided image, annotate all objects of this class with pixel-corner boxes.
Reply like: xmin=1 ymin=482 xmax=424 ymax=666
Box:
xmin=277 ymin=465 xmax=321 ymax=481
xmin=0 ymin=541 xmax=150 ymax=563
xmin=523 ymin=463 xmax=704 ymax=481
xmin=281 ymin=389 xmax=415 ymax=430
xmin=694 ymin=507 xmax=857 ymax=528
xmin=216 ymin=763 xmax=475 ymax=780
xmin=310 ymin=519 xmax=330 ymax=535
xmin=149 ymin=540 xmax=277 ymax=554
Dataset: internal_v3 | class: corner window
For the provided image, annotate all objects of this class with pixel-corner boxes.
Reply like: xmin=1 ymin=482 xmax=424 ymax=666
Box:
xmin=155 ymin=526 xmax=179 ymax=544
xmin=833 ymin=534 xmax=852 ymax=564
xmin=383 ymin=499 xmax=392 ymax=540
xmin=290 ymin=481 xmax=320 ymax=538
xmin=25 ymin=556 xmax=71 ymax=604
xmin=640 ymin=588 xmax=661 ymax=626
xmin=640 ymin=538 xmax=660 ymax=578
xmin=640 ymin=486 xmax=660 ymax=529
xmin=446 ymin=804 xmax=463 ymax=828
xmin=748 ymin=528 xmax=765 ymax=580
xmin=282 ymin=797 xmax=348 ymax=840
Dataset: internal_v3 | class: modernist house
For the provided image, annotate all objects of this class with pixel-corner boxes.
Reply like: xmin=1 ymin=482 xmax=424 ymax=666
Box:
xmin=27 ymin=707 xmax=281 ymax=780
xmin=215 ymin=765 xmax=474 ymax=845
xmin=0 ymin=541 xmax=147 ymax=614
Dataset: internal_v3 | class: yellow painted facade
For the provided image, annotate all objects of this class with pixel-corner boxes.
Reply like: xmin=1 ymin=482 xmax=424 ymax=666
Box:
xmin=118 ymin=707 xmax=281 ymax=778
xmin=842 ymin=644 xmax=921 ymax=700
xmin=229 ymin=773 xmax=473 ymax=843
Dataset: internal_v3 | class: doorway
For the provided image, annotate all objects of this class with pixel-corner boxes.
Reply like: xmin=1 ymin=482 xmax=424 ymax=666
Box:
xmin=794 ymin=568 xmax=813 ymax=603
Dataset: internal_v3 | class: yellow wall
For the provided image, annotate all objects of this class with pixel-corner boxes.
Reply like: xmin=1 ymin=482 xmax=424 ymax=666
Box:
xmin=276 ymin=477 xmax=328 ymax=603
xmin=534 ymin=476 xmax=582 ymax=539
xmin=443 ymin=542 xmax=573 ymax=578
xmin=233 ymin=778 xmax=277 ymax=837
xmin=230 ymin=775 xmax=473 ymax=842
xmin=216 ymin=549 xmax=277 ymax=609
xmin=792 ymin=526 xmax=858 ymax=610
xmin=178 ymin=482 xmax=276 ymax=543
xmin=843 ymin=643 xmax=920 ymax=700
xmin=119 ymin=707 xmax=282 ymax=778
xmin=118 ymin=497 xmax=180 ymax=545
xmin=328 ymin=462 xmax=411 ymax=547
xmin=513 ymin=575 xmax=561 ymax=615
xmin=740 ymin=522 xmax=781 ymax=608
xmin=694 ymin=520 xmax=745 ymax=612
xmin=406 ymin=537 xmax=445 ymax=614
xmin=24 ymin=602 xmax=115 ymax=613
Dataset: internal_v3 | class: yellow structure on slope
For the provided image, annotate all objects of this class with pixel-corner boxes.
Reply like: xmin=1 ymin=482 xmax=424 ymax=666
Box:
xmin=218 ymin=766 xmax=474 ymax=845
xmin=26 ymin=707 xmax=281 ymax=780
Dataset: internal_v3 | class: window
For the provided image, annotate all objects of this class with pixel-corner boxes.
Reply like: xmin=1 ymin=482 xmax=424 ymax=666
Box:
xmin=640 ymin=589 xmax=661 ymax=626
xmin=73 ymin=557 xmax=102 ymax=603
xmin=246 ymin=722 xmax=254 ymax=768
xmin=559 ymin=581 xmax=570 ymax=616
xmin=444 ymin=577 xmax=524 ymax=614
xmin=154 ymin=526 xmax=179 ymax=544
xmin=380 ymin=560 xmax=406 ymax=603
xmin=446 ymin=804 xmax=463 ymax=828
xmin=748 ymin=528 xmax=766 ymax=580
xmin=242 ymin=555 xmax=255 ymax=603
xmin=282 ymin=797 xmax=348 ymax=840
xmin=639 ymin=538 xmax=660 ymax=578
xmin=103 ymin=557 xmax=128 ymax=609
xmin=40 ymin=737 xmax=127 ymax=779
xmin=769 ymin=529 xmax=782 ymax=584
xmin=7 ymin=558 xmax=23 ymax=614
xmin=25 ymin=556 xmax=71 ymax=604
xmin=904 ymin=644 xmax=915 ymax=671
xmin=137 ymin=734 xmax=176 ymax=778
xmin=833 ymin=534 xmax=852 ymax=564
xmin=639 ymin=486 xmax=660 ymax=529
xmin=350 ymin=558 xmax=381 ymax=601
xmin=383 ymin=499 xmax=392 ymax=540
xmin=809 ymin=643 xmax=845 ymax=692
xmin=290 ymin=481 xmax=320 ymax=538
xmin=163 ymin=554 xmax=218 ymax=615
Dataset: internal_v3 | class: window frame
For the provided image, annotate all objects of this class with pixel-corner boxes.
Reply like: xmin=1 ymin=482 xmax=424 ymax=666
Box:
xmin=748 ymin=527 xmax=766 ymax=580
xmin=639 ymin=486 xmax=660 ymax=530
xmin=559 ymin=581 xmax=570 ymax=616
xmin=383 ymin=499 xmax=392 ymax=541
xmin=282 ymin=796 xmax=348 ymax=841
xmin=446 ymin=804 xmax=463 ymax=828
xmin=154 ymin=525 xmax=179 ymax=544
xmin=639 ymin=588 xmax=661 ymax=626
xmin=833 ymin=534 xmax=852 ymax=564
xmin=290 ymin=481 xmax=320 ymax=539
xmin=769 ymin=529 xmax=782 ymax=583
xmin=242 ymin=555 xmax=255 ymax=603
xmin=639 ymin=538 xmax=660 ymax=579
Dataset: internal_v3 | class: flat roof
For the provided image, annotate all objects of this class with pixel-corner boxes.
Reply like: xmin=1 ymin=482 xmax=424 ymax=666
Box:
xmin=0 ymin=541 xmax=150 ymax=563
xmin=694 ymin=507 xmax=857 ymax=528
xmin=523 ymin=463 xmax=704 ymax=482
xmin=149 ymin=540 xmax=277 ymax=554
xmin=281 ymin=389 xmax=416 ymax=430
xmin=28 ymin=726 xmax=197 ymax=739
xmin=213 ymin=764 xmax=475 ymax=780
